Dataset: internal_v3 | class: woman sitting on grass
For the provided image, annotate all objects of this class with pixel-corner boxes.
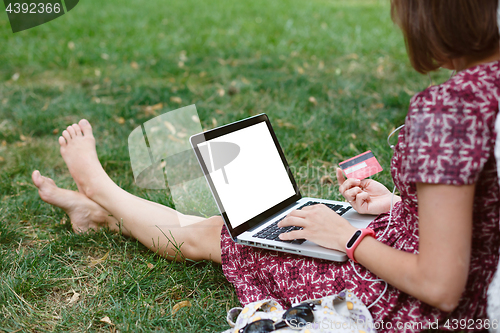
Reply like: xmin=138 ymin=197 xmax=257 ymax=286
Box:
xmin=32 ymin=0 xmax=499 ymax=330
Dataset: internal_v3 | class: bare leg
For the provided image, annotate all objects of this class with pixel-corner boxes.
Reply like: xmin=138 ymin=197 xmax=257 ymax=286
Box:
xmin=56 ymin=120 xmax=223 ymax=263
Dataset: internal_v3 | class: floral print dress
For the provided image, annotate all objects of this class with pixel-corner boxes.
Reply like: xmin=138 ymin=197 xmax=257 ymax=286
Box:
xmin=220 ymin=61 xmax=500 ymax=331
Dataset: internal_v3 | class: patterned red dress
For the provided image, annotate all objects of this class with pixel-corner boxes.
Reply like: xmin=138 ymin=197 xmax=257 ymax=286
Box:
xmin=220 ymin=61 xmax=500 ymax=331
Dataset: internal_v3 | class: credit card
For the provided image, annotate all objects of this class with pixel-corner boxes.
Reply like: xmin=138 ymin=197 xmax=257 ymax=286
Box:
xmin=339 ymin=150 xmax=383 ymax=179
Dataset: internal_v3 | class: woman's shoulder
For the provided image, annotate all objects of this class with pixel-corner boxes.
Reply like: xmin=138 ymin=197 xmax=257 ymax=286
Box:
xmin=409 ymin=60 xmax=500 ymax=114
xmin=399 ymin=61 xmax=499 ymax=185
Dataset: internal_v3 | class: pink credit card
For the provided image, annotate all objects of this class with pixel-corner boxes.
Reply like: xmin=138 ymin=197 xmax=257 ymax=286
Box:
xmin=339 ymin=150 xmax=383 ymax=179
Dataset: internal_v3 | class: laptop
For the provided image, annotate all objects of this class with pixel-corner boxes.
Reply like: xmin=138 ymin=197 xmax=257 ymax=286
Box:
xmin=190 ymin=114 xmax=375 ymax=261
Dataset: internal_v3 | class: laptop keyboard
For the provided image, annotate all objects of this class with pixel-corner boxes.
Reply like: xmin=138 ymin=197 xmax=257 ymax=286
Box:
xmin=252 ymin=201 xmax=352 ymax=245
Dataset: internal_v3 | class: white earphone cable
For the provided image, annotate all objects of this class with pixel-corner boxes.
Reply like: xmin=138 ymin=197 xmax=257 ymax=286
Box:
xmin=350 ymin=125 xmax=405 ymax=309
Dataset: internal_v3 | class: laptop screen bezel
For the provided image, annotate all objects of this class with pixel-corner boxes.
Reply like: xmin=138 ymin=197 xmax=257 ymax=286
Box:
xmin=190 ymin=113 xmax=301 ymax=240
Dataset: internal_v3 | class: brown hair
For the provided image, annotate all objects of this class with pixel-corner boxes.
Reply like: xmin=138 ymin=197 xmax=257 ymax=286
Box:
xmin=391 ymin=0 xmax=499 ymax=73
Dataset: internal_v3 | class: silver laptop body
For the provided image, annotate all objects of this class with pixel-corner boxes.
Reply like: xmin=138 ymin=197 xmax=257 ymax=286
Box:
xmin=190 ymin=114 xmax=375 ymax=262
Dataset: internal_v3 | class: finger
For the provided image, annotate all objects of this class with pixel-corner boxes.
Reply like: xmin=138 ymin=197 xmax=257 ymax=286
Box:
xmin=286 ymin=209 xmax=308 ymax=218
xmin=355 ymin=191 xmax=370 ymax=207
xmin=344 ymin=187 xmax=363 ymax=202
xmin=300 ymin=204 xmax=324 ymax=211
xmin=336 ymin=168 xmax=346 ymax=186
xmin=278 ymin=215 xmax=307 ymax=228
xmin=279 ymin=230 xmax=306 ymax=241
xmin=359 ymin=179 xmax=372 ymax=190
xmin=339 ymin=178 xmax=361 ymax=195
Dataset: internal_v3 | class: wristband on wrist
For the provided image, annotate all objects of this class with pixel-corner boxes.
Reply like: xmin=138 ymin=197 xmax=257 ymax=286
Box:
xmin=345 ymin=228 xmax=375 ymax=263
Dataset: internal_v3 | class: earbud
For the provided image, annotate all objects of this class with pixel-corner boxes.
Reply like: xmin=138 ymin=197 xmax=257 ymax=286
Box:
xmin=387 ymin=124 xmax=405 ymax=150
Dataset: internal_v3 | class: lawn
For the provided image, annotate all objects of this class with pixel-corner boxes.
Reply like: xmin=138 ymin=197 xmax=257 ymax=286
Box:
xmin=0 ymin=0 xmax=453 ymax=331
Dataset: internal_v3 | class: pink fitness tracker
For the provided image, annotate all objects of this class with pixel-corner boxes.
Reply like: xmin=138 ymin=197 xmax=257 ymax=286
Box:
xmin=345 ymin=228 xmax=375 ymax=263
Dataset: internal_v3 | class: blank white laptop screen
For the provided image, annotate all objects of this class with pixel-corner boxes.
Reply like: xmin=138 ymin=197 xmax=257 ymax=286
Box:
xmin=198 ymin=122 xmax=296 ymax=228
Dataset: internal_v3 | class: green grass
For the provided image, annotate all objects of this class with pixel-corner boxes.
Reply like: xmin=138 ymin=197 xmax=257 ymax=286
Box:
xmin=0 ymin=0 xmax=453 ymax=331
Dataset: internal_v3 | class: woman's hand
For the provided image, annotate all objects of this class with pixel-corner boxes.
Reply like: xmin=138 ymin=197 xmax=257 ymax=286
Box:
xmin=277 ymin=204 xmax=357 ymax=251
xmin=336 ymin=168 xmax=398 ymax=215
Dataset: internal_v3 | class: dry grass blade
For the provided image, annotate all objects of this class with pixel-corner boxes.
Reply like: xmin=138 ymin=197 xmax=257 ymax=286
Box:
xmin=164 ymin=121 xmax=176 ymax=134
xmin=320 ymin=175 xmax=334 ymax=185
xmin=170 ymin=96 xmax=182 ymax=104
xmin=89 ymin=250 xmax=110 ymax=267
xmin=100 ymin=316 xmax=114 ymax=325
xmin=6 ymin=284 xmax=34 ymax=311
xmin=143 ymin=102 xmax=164 ymax=116
xmin=67 ymin=290 xmax=80 ymax=306
xmin=308 ymin=96 xmax=318 ymax=106
xmin=171 ymin=300 xmax=191 ymax=315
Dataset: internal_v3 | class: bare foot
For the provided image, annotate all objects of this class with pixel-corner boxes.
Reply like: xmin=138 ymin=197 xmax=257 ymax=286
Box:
xmin=32 ymin=170 xmax=115 ymax=233
xmin=58 ymin=119 xmax=109 ymax=198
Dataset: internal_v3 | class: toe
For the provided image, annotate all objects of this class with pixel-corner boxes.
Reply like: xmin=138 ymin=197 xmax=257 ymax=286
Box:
xmin=72 ymin=225 xmax=85 ymax=234
xmin=67 ymin=125 xmax=77 ymax=138
xmin=59 ymin=136 xmax=67 ymax=146
xmin=79 ymin=119 xmax=94 ymax=138
xmin=32 ymin=171 xmax=54 ymax=203
xmin=45 ymin=176 xmax=56 ymax=186
xmin=32 ymin=170 xmax=57 ymax=191
xmin=32 ymin=170 xmax=43 ymax=188
xmin=62 ymin=130 xmax=71 ymax=142
xmin=72 ymin=123 xmax=82 ymax=136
